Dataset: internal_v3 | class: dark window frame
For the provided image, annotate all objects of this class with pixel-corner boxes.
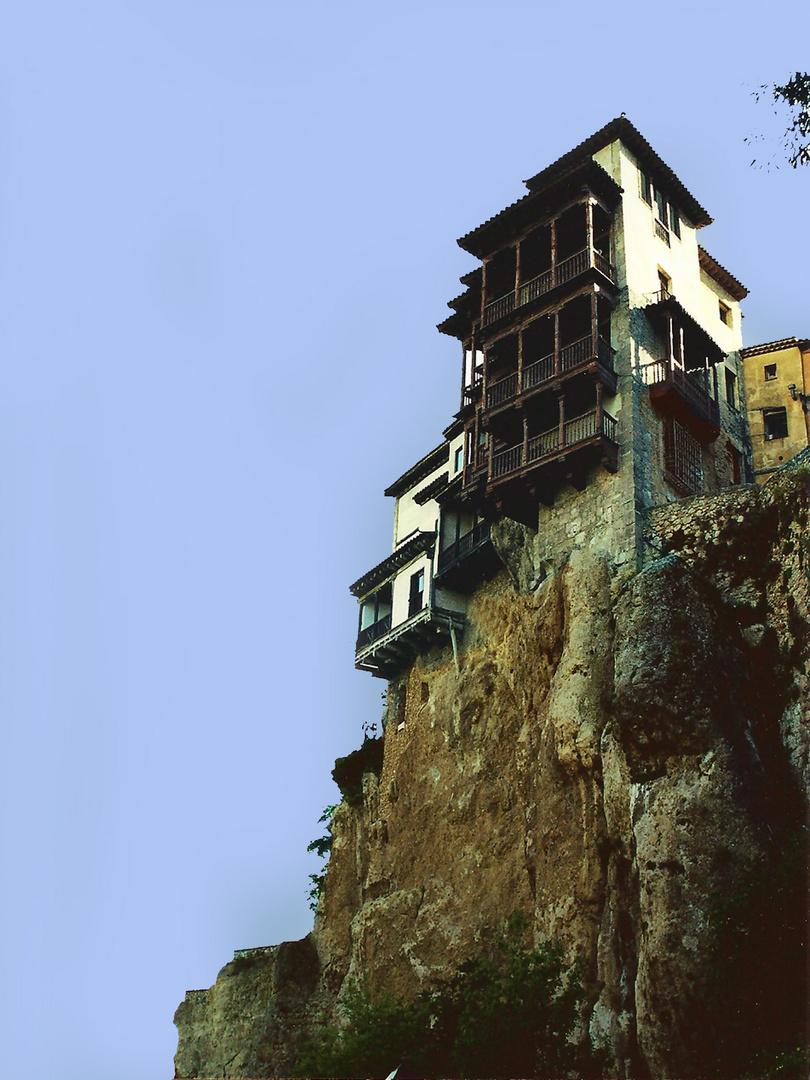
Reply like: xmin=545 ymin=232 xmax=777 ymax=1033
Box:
xmin=763 ymin=407 xmax=789 ymax=441
xmin=725 ymin=368 xmax=738 ymax=409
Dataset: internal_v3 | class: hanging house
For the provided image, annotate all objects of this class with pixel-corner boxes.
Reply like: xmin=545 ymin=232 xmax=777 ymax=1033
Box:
xmin=352 ymin=118 xmax=752 ymax=678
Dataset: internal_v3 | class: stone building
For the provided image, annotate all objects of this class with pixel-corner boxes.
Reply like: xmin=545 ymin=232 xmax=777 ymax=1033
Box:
xmin=740 ymin=336 xmax=810 ymax=480
xmin=352 ymin=117 xmax=752 ymax=680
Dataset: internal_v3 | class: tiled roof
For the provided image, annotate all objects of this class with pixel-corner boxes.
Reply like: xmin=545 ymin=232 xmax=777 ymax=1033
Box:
xmin=457 ymin=157 xmax=621 ymax=257
xmin=523 ymin=117 xmax=712 ymax=228
xmin=349 ymin=530 xmax=436 ymax=598
xmin=740 ymin=336 xmax=810 ymax=358
xmin=384 ymin=442 xmax=448 ymax=498
xmin=698 ymin=247 xmax=748 ymax=300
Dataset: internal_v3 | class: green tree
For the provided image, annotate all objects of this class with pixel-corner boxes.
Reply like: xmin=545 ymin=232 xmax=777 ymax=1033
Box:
xmin=293 ymin=922 xmax=602 ymax=1079
xmin=748 ymin=73 xmax=810 ymax=168
xmin=306 ymin=805 xmax=336 ymax=912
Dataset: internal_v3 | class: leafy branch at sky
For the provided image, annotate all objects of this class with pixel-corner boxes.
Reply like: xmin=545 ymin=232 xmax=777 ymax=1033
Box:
xmin=747 ymin=73 xmax=810 ymax=168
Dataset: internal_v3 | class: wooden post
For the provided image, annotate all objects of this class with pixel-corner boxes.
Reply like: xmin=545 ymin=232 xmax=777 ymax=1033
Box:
xmin=596 ymin=378 xmax=604 ymax=434
xmin=550 ymin=215 xmax=557 ymax=285
xmin=517 ymin=327 xmax=523 ymax=393
xmin=514 ymin=242 xmax=521 ymax=310
xmin=558 ymin=393 xmax=565 ymax=450
xmin=585 ymin=197 xmax=594 ymax=267
xmin=591 ymin=288 xmax=598 ymax=358
xmin=554 ymin=310 xmax=560 ymax=377
xmin=481 ymin=259 xmax=488 ymax=325
xmin=522 ymin=411 xmax=529 ymax=467
xmin=460 ymin=340 xmax=468 ymax=411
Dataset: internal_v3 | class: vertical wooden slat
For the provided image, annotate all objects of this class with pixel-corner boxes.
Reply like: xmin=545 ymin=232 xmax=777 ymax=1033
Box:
xmin=558 ymin=393 xmax=566 ymax=449
xmin=596 ymin=379 xmax=603 ymax=433
xmin=591 ymin=288 xmax=598 ymax=356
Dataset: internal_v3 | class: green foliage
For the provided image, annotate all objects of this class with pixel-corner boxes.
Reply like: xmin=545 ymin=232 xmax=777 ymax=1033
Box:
xmin=306 ymin=805 xmax=336 ymax=912
xmin=294 ymin=979 xmax=433 ymax=1080
xmin=293 ymin=920 xmax=601 ymax=1079
xmin=332 ymin=735 xmax=384 ymax=806
xmin=749 ymin=73 xmax=810 ymax=168
xmin=698 ymin=829 xmax=808 ymax=1079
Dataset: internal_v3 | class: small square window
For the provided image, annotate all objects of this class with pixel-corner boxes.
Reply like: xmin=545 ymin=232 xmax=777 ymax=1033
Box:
xmin=658 ymin=270 xmax=671 ymax=299
xmin=764 ymin=363 xmax=777 ymax=381
xmin=763 ymin=407 xmax=788 ymax=441
xmin=719 ymin=301 xmax=731 ymax=326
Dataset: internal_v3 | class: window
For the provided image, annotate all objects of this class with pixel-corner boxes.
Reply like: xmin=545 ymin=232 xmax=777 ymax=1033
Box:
xmin=764 ymin=363 xmax=777 ymax=381
xmin=725 ymin=368 xmax=737 ymax=409
xmin=658 ymin=269 xmax=672 ymax=299
xmin=640 ymin=170 xmax=652 ymax=205
xmin=728 ymin=441 xmax=742 ymax=485
xmin=669 ymin=204 xmax=681 ymax=238
xmin=655 ymin=187 xmax=668 ymax=225
xmin=664 ymin=418 xmax=703 ymax=495
xmin=763 ymin=407 xmax=788 ymax=441
xmin=408 ymin=568 xmax=425 ymax=617
xmin=719 ymin=301 xmax=731 ymax=327
xmin=357 ymin=582 xmax=393 ymax=648
xmin=642 ymin=170 xmax=680 ymax=243
xmin=454 ymin=445 xmax=464 ymax=473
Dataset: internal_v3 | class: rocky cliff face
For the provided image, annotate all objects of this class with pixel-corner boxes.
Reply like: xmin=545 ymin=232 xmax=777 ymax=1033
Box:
xmin=174 ymin=461 xmax=809 ymax=1079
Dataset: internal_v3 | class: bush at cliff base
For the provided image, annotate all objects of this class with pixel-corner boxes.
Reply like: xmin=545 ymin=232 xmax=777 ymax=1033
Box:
xmin=292 ymin=930 xmax=607 ymax=1079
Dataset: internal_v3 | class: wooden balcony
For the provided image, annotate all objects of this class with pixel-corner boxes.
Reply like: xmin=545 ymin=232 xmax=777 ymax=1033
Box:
xmin=484 ymin=336 xmax=616 ymax=413
xmin=356 ymin=613 xmax=392 ymax=652
xmin=354 ymin=606 xmax=466 ymax=679
xmin=435 ymin=521 xmax=500 ymax=593
xmin=488 ymin=409 xmax=618 ymax=488
xmin=642 ymin=359 xmax=720 ymax=443
xmin=482 ymin=247 xmax=616 ymax=327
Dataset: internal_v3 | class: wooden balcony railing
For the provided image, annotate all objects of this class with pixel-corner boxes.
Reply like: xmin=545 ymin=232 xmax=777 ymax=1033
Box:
xmin=490 ymin=410 xmax=617 ymax=481
xmin=518 ymin=269 xmax=553 ymax=306
xmin=485 ymin=337 xmax=615 ymax=410
xmin=642 ymin=359 xmax=719 ymax=427
xmin=356 ymin=613 xmax=392 ymax=651
xmin=486 ymin=371 xmax=519 ymax=408
xmin=484 ymin=247 xmax=616 ymax=326
xmin=522 ymin=352 xmax=555 ymax=390
xmin=463 ymin=378 xmax=483 ymax=406
xmin=483 ymin=291 xmax=515 ymax=325
xmin=437 ymin=520 xmax=492 ymax=575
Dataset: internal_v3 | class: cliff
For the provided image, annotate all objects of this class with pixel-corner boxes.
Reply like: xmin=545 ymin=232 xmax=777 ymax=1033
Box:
xmin=174 ymin=460 xmax=809 ymax=1079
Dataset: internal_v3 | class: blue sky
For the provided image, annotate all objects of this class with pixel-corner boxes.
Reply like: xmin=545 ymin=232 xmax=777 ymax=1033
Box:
xmin=0 ymin=2 xmax=807 ymax=1077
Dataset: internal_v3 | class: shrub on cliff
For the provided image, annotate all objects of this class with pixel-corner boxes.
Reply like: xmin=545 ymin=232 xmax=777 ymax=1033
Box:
xmin=293 ymin=927 xmax=600 ymax=1079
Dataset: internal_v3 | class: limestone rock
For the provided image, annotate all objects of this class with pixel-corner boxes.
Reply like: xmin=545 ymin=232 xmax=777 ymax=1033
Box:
xmin=175 ymin=471 xmax=809 ymax=1079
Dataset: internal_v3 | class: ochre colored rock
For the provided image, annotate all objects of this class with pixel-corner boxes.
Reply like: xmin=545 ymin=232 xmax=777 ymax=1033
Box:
xmin=175 ymin=469 xmax=809 ymax=1079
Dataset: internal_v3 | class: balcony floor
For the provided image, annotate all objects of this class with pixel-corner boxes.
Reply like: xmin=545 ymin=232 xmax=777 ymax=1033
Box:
xmin=354 ymin=606 xmax=466 ymax=679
